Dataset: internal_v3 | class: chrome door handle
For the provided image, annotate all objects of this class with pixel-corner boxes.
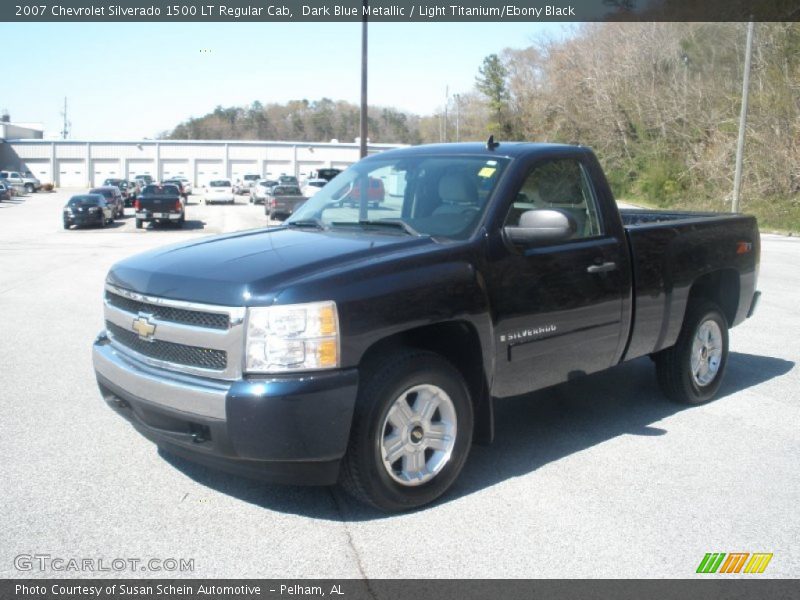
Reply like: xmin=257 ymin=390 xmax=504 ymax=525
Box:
xmin=587 ymin=261 xmax=617 ymax=273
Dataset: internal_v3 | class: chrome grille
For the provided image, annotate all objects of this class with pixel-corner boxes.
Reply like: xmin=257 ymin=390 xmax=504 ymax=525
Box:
xmin=105 ymin=290 xmax=229 ymax=330
xmin=103 ymin=284 xmax=246 ymax=380
xmin=106 ymin=322 xmax=227 ymax=370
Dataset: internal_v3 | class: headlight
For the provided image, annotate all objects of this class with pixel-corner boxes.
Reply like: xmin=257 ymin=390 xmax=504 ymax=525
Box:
xmin=245 ymin=301 xmax=339 ymax=373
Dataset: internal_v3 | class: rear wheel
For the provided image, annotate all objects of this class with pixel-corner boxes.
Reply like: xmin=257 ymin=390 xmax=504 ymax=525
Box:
xmin=655 ymin=301 xmax=729 ymax=404
xmin=135 ymin=218 xmax=143 ymax=229
xmin=340 ymin=350 xmax=473 ymax=511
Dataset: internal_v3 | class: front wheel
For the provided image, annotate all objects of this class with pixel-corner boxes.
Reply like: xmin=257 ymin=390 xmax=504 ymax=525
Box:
xmin=135 ymin=218 xmax=143 ymax=229
xmin=339 ymin=350 xmax=473 ymax=511
xmin=25 ymin=183 xmax=34 ymax=193
xmin=655 ymin=301 xmax=729 ymax=404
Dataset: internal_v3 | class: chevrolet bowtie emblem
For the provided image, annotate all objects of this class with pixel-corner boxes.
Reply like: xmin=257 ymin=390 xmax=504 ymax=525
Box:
xmin=132 ymin=314 xmax=156 ymax=341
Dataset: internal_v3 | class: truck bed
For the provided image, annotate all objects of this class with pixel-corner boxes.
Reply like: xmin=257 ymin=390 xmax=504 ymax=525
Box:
xmin=620 ymin=208 xmax=734 ymax=227
xmin=620 ymin=209 xmax=759 ymax=362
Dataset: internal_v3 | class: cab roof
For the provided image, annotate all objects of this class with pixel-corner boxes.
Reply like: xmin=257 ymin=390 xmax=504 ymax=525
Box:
xmin=369 ymin=141 xmax=590 ymax=161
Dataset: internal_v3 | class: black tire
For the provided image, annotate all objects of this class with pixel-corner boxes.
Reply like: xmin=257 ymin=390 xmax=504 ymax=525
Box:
xmin=63 ymin=220 xmax=70 ymax=230
xmin=135 ymin=218 xmax=143 ymax=229
xmin=339 ymin=350 xmax=473 ymax=511
xmin=25 ymin=183 xmax=34 ymax=193
xmin=655 ymin=300 xmax=729 ymax=405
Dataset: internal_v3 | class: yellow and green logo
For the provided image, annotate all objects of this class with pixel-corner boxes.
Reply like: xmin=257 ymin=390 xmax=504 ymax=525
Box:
xmin=697 ymin=552 xmax=773 ymax=574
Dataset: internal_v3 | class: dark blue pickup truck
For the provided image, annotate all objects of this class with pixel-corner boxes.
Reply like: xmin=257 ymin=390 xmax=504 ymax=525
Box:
xmin=93 ymin=142 xmax=760 ymax=511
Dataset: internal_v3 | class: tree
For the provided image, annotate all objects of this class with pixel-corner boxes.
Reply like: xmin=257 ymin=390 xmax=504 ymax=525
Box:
xmin=475 ymin=54 xmax=512 ymax=136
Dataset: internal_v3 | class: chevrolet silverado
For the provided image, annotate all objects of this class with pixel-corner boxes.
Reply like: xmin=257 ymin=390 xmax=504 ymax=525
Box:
xmin=93 ymin=142 xmax=760 ymax=511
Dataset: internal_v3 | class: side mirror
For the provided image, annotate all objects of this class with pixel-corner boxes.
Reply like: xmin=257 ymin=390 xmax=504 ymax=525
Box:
xmin=504 ymin=209 xmax=576 ymax=245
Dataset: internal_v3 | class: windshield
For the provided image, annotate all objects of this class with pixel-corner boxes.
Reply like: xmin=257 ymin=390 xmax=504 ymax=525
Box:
xmin=89 ymin=188 xmax=114 ymax=199
xmin=273 ymin=186 xmax=302 ymax=196
xmin=209 ymin=180 xmax=231 ymax=187
xmin=244 ymin=175 xmax=259 ymax=181
xmin=316 ymin=169 xmax=342 ymax=181
xmin=68 ymin=195 xmax=101 ymax=206
xmin=287 ymin=155 xmax=509 ymax=240
xmin=143 ymin=184 xmax=179 ymax=195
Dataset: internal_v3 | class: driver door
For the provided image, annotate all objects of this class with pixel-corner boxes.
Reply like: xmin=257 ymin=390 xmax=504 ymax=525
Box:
xmin=488 ymin=158 xmax=626 ymax=398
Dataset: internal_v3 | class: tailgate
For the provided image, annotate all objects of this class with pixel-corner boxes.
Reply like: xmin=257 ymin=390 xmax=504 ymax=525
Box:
xmin=139 ymin=196 xmax=179 ymax=210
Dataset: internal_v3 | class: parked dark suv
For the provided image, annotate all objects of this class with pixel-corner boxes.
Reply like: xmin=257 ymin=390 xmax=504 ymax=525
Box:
xmin=103 ymin=178 xmax=136 ymax=206
xmin=89 ymin=186 xmax=125 ymax=218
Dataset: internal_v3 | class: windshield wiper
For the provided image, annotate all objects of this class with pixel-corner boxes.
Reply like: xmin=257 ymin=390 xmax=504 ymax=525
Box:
xmin=285 ymin=218 xmax=326 ymax=230
xmin=331 ymin=219 xmax=421 ymax=236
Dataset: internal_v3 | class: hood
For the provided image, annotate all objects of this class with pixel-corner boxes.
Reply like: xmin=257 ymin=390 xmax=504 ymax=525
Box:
xmin=107 ymin=227 xmax=434 ymax=306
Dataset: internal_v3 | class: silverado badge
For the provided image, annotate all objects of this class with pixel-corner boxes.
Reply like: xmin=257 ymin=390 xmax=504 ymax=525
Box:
xmin=132 ymin=314 xmax=156 ymax=341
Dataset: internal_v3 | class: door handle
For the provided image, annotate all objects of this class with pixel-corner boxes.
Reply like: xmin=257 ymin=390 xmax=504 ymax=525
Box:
xmin=587 ymin=261 xmax=617 ymax=273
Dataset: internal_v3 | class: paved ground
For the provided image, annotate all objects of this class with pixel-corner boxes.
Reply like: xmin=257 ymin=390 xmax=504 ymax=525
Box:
xmin=0 ymin=189 xmax=797 ymax=579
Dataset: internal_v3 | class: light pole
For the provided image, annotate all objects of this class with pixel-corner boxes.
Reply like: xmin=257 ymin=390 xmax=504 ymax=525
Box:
xmin=732 ymin=20 xmax=755 ymax=213
xmin=454 ymin=94 xmax=460 ymax=142
xmin=444 ymin=85 xmax=449 ymax=142
xmin=359 ymin=0 xmax=368 ymax=159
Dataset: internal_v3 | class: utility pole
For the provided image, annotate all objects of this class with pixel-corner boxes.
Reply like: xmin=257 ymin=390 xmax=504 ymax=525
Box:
xmin=443 ymin=85 xmax=449 ymax=142
xmin=359 ymin=0 xmax=368 ymax=159
xmin=60 ymin=97 xmax=70 ymax=139
xmin=454 ymin=94 xmax=460 ymax=142
xmin=732 ymin=20 xmax=754 ymax=213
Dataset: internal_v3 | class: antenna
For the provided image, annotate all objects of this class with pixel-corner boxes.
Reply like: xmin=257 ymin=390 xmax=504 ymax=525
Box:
xmin=486 ymin=135 xmax=500 ymax=150
xmin=60 ymin=97 xmax=71 ymax=139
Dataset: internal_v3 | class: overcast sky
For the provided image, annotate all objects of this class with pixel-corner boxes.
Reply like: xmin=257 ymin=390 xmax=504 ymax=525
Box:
xmin=1 ymin=21 xmax=573 ymax=140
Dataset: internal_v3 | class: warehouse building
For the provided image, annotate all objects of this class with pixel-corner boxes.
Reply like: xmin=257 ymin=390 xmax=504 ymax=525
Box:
xmin=0 ymin=139 xmax=402 ymax=188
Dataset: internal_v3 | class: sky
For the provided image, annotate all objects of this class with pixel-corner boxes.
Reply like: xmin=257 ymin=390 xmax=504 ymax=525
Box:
xmin=0 ymin=21 xmax=574 ymax=140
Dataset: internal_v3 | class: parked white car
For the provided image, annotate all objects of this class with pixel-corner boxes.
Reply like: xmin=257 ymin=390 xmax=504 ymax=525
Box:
xmin=236 ymin=174 xmax=261 ymax=195
xmin=250 ymin=179 xmax=278 ymax=205
xmin=203 ymin=179 xmax=235 ymax=204
xmin=301 ymin=178 xmax=328 ymax=197
xmin=172 ymin=176 xmax=193 ymax=195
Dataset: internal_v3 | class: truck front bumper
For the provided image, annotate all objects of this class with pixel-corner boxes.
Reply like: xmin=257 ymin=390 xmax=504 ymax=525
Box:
xmin=93 ymin=333 xmax=358 ymax=485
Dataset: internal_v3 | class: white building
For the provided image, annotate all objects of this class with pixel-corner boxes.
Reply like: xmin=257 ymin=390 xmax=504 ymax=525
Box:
xmin=1 ymin=139 xmax=402 ymax=188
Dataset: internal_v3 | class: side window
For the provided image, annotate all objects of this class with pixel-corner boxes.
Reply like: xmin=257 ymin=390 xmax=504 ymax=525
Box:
xmin=504 ymin=159 xmax=603 ymax=239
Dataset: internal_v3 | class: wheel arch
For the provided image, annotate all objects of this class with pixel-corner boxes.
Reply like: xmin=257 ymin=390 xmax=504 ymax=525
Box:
xmin=357 ymin=319 xmax=494 ymax=445
xmin=687 ymin=268 xmax=740 ymax=327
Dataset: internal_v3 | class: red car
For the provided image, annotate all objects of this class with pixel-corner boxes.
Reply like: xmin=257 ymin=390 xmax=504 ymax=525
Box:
xmin=343 ymin=177 xmax=385 ymax=208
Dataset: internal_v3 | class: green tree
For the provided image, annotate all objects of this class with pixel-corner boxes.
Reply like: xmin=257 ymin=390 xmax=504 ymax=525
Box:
xmin=475 ymin=54 xmax=511 ymax=136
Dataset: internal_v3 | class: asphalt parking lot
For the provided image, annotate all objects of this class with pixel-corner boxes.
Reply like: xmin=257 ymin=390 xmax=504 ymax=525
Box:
xmin=1 ymin=189 xmax=798 ymax=578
